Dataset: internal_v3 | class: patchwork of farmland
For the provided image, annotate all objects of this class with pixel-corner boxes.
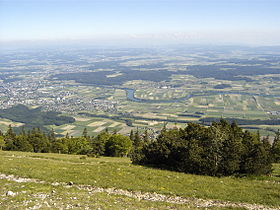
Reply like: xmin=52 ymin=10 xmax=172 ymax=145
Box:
xmin=48 ymin=117 xmax=125 ymax=137
xmin=0 ymin=47 xmax=279 ymax=136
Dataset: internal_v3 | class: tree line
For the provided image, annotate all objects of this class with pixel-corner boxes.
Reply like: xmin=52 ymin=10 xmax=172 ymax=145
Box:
xmin=0 ymin=126 xmax=132 ymax=157
xmin=0 ymin=120 xmax=279 ymax=177
xmin=130 ymin=120 xmax=280 ymax=176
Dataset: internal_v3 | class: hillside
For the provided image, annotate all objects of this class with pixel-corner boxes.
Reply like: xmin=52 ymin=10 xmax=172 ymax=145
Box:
xmin=0 ymin=105 xmax=75 ymax=132
xmin=0 ymin=151 xmax=279 ymax=209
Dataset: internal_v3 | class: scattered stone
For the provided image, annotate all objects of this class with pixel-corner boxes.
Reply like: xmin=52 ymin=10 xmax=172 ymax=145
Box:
xmin=0 ymin=173 xmax=279 ymax=210
xmin=51 ymin=182 xmax=60 ymax=186
xmin=0 ymin=174 xmax=45 ymax=184
xmin=43 ymin=201 xmax=51 ymax=208
xmin=6 ymin=191 xmax=16 ymax=196
xmin=35 ymin=193 xmax=48 ymax=199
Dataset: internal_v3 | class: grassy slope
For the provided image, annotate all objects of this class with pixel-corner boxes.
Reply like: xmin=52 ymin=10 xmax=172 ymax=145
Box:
xmin=1 ymin=179 xmax=213 ymax=210
xmin=0 ymin=151 xmax=279 ymax=208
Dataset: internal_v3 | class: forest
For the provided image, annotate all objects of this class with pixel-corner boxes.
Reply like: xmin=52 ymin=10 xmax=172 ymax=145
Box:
xmin=0 ymin=119 xmax=279 ymax=177
xmin=0 ymin=105 xmax=75 ymax=131
xmin=186 ymin=64 xmax=280 ymax=81
xmin=53 ymin=69 xmax=175 ymax=86
xmin=52 ymin=58 xmax=280 ymax=87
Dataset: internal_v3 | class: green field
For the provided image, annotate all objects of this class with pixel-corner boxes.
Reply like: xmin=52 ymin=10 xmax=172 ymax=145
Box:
xmin=0 ymin=151 xmax=279 ymax=209
xmin=1 ymin=73 xmax=280 ymax=137
xmin=49 ymin=73 xmax=280 ymax=137
xmin=47 ymin=116 xmax=128 ymax=137
xmin=1 ymin=47 xmax=280 ymax=138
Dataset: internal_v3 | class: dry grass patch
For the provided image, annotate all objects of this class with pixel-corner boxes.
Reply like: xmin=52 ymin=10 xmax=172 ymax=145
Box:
xmin=275 ymin=101 xmax=280 ymax=105
xmin=61 ymin=130 xmax=74 ymax=136
xmin=118 ymin=127 xmax=132 ymax=134
xmin=177 ymin=117 xmax=200 ymax=121
xmin=74 ymin=117 xmax=91 ymax=122
xmin=0 ymin=120 xmax=24 ymax=127
xmin=196 ymin=105 xmax=209 ymax=108
xmin=206 ymin=109 xmax=220 ymax=113
xmin=61 ymin=125 xmax=76 ymax=130
xmin=108 ymin=122 xmax=121 ymax=128
xmin=148 ymin=121 xmax=159 ymax=126
xmin=135 ymin=120 xmax=149 ymax=125
xmin=161 ymin=113 xmax=178 ymax=117
xmin=135 ymin=113 xmax=167 ymax=120
xmin=88 ymin=121 xmax=107 ymax=127
xmin=106 ymin=73 xmax=123 ymax=78
xmin=93 ymin=127 xmax=106 ymax=133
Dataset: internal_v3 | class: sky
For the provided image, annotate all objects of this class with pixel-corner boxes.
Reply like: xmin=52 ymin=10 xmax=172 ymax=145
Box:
xmin=0 ymin=0 xmax=280 ymax=46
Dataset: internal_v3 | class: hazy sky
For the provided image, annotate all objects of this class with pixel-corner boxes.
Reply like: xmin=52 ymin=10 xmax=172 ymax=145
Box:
xmin=0 ymin=0 xmax=279 ymax=46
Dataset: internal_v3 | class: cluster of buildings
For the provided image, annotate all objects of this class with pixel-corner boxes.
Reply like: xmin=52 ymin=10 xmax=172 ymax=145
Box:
xmin=0 ymin=77 xmax=118 ymax=114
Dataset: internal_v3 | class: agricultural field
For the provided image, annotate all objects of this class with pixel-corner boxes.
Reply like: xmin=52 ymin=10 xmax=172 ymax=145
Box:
xmin=0 ymin=46 xmax=279 ymax=136
xmin=0 ymin=151 xmax=280 ymax=209
xmin=48 ymin=116 xmax=126 ymax=137
xmin=0 ymin=118 xmax=23 ymax=132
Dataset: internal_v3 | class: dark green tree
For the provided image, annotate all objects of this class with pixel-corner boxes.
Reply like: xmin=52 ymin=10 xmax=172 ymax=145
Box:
xmin=89 ymin=131 xmax=111 ymax=157
xmin=82 ymin=128 xmax=88 ymax=139
xmin=28 ymin=128 xmax=50 ymax=153
xmin=0 ymin=136 xmax=5 ymax=150
xmin=48 ymin=129 xmax=56 ymax=143
xmin=76 ymin=137 xmax=92 ymax=155
xmin=129 ymin=130 xmax=134 ymax=141
xmin=130 ymin=128 xmax=148 ymax=164
xmin=240 ymin=131 xmax=272 ymax=175
xmin=183 ymin=123 xmax=213 ymax=175
xmin=113 ymin=129 xmax=118 ymax=134
xmin=133 ymin=128 xmax=141 ymax=148
xmin=64 ymin=136 xmax=90 ymax=154
xmin=13 ymin=134 xmax=33 ymax=152
xmin=105 ymin=134 xmax=132 ymax=157
xmin=51 ymin=138 xmax=68 ymax=154
xmin=143 ymin=129 xmax=149 ymax=142
xmin=271 ymin=130 xmax=280 ymax=163
xmin=218 ymin=122 xmax=243 ymax=176
xmin=19 ymin=127 xmax=26 ymax=136
xmin=4 ymin=125 xmax=16 ymax=150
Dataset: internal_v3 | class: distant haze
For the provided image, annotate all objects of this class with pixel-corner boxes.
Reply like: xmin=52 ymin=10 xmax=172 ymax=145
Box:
xmin=0 ymin=0 xmax=280 ymax=47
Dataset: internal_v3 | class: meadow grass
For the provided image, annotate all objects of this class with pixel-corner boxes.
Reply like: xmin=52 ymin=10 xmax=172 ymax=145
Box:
xmin=0 ymin=151 xmax=279 ymax=207
xmin=2 ymin=179 xmax=222 ymax=209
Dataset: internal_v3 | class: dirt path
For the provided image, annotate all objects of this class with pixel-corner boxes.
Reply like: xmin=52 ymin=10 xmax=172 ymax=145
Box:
xmin=0 ymin=173 xmax=278 ymax=210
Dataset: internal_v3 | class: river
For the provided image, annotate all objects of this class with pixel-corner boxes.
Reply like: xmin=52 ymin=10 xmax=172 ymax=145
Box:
xmin=122 ymin=88 xmax=279 ymax=103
